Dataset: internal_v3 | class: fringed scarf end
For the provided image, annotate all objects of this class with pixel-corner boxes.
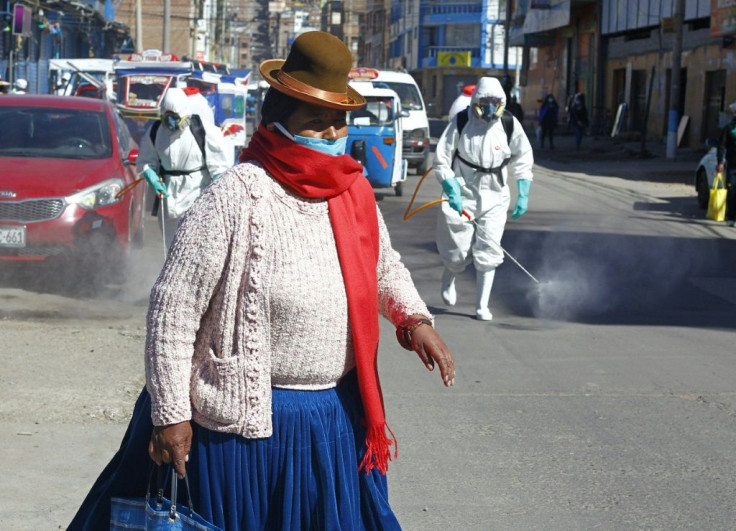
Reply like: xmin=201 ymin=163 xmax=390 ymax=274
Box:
xmin=359 ymin=423 xmax=398 ymax=475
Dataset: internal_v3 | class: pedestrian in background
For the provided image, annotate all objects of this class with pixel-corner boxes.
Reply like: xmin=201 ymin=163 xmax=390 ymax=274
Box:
xmin=55 ymin=72 xmax=71 ymax=95
xmin=499 ymin=75 xmax=524 ymax=125
xmin=434 ymin=77 xmax=535 ymax=321
xmin=507 ymin=94 xmax=524 ymax=124
xmin=716 ymin=101 xmax=736 ymax=227
xmin=568 ymin=92 xmax=589 ymax=149
xmin=136 ymin=87 xmax=231 ymax=249
xmin=538 ymin=94 xmax=558 ymax=149
xmin=68 ymin=30 xmax=455 ymax=530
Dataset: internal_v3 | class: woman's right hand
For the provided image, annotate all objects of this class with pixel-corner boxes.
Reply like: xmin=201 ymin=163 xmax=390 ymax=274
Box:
xmin=149 ymin=420 xmax=192 ymax=478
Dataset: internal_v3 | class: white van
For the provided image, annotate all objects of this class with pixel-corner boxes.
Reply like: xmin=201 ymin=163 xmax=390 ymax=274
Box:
xmin=349 ymin=68 xmax=431 ymax=173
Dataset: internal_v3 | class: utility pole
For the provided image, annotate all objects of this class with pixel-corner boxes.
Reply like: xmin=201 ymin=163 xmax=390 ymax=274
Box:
xmin=666 ymin=0 xmax=685 ymax=159
xmin=135 ymin=0 xmax=143 ymax=51
xmin=503 ymin=0 xmax=511 ymax=75
xmin=220 ymin=0 xmax=227 ymax=63
xmin=163 ymin=0 xmax=170 ymax=52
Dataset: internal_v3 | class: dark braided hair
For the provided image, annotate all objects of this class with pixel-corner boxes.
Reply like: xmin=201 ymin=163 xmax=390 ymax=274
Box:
xmin=260 ymin=88 xmax=301 ymax=126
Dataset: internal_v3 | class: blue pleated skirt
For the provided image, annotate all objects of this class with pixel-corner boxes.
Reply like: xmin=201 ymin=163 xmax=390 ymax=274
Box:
xmin=68 ymin=370 xmax=401 ymax=530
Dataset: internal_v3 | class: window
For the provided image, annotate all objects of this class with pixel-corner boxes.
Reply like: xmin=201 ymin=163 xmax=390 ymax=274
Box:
xmin=446 ymin=24 xmax=480 ymax=48
xmin=0 ymin=107 xmax=112 ymax=159
xmin=348 ymin=96 xmax=396 ymax=126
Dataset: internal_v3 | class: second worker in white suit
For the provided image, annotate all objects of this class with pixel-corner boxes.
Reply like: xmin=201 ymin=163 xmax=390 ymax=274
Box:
xmin=137 ymin=88 xmax=231 ymax=249
xmin=434 ymin=77 xmax=534 ymax=320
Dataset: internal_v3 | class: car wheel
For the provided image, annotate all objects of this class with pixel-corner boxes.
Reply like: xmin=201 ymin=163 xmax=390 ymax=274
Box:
xmin=696 ymin=169 xmax=709 ymax=209
xmin=395 ymin=181 xmax=403 ymax=197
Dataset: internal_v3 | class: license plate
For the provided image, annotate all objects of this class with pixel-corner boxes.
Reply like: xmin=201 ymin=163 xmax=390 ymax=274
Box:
xmin=0 ymin=226 xmax=26 ymax=247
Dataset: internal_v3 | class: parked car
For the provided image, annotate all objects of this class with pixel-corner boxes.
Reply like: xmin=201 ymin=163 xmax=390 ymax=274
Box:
xmin=0 ymin=95 xmax=145 ymax=283
xmin=695 ymin=138 xmax=721 ymax=209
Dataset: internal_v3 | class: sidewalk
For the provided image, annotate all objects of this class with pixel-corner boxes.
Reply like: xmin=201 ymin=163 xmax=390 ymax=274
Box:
xmin=428 ymin=118 xmax=704 ymax=185
xmin=525 ymin=129 xmax=704 ymax=185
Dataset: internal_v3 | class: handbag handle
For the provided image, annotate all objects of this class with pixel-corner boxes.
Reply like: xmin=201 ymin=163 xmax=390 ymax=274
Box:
xmin=168 ymin=467 xmax=197 ymax=520
xmin=713 ymin=171 xmax=725 ymax=189
xmin=145 ymin=464 xmax=198 ymax=520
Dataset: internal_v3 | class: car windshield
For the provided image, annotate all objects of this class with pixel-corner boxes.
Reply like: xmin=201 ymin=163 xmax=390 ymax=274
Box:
xmin=0 ymin=107 xmax=112 ymax=159
xmin=379 ymin=82 xmax=424 ymax=111
xmin=348 ymin=96 xmax=395 ymax=127
xmin=120 ymin=75 xmax=170 ymax=108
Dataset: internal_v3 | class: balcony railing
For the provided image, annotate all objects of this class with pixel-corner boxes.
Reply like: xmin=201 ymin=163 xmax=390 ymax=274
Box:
xmin=422 ymin=1 xmax=484 ymax=25
xmin=422 ymin=1 xmax=483 ymax=16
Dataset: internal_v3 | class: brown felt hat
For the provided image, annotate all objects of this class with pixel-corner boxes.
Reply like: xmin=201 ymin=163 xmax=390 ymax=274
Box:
xmin=259 ymin=31 xmax=365 ymax=110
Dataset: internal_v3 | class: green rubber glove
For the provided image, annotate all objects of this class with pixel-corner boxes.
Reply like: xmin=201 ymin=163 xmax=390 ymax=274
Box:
xmin=441 ymin=177 xmax=463 ymax=214
xmin=143 ymin=167 xmax=168 ymax=198
xmin=511 ymin=179 xmax=531 ymax=220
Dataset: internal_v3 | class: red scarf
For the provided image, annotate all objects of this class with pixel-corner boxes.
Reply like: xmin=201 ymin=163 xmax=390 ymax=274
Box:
xmin=240 ymin=125 xmax=396 ymax=474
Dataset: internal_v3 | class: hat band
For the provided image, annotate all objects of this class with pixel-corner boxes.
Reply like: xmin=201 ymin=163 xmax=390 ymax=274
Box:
xmin=276 ymin=70 xmax=350 ymax=104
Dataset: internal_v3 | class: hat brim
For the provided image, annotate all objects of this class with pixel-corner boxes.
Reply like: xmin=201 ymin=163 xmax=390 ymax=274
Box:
xmin=260 ymin=59 xmax=365 ymax=111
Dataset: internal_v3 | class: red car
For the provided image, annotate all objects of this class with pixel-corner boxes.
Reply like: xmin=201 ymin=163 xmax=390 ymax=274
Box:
xmin=0 ymin=95 xmax=145 ymax=282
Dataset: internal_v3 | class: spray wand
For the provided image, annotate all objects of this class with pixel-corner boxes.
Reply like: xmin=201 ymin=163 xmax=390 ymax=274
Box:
xmin=404 ymin=169 xmax=540 ymax=285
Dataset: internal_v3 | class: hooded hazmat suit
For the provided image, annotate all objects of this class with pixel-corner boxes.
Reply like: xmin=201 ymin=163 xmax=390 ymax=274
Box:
xmin=137 ymin=88 xmax=231 ymax=248
xmin=434 ymin=76 xmax=534 ymax=320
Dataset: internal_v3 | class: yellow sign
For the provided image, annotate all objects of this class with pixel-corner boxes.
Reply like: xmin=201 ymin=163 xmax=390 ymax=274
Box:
xmin=437 ymin=51 xmax=471 ymax=67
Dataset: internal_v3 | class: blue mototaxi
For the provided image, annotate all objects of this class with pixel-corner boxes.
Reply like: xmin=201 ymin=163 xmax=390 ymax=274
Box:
xmin=347 ymin=84 xmax=408 ymax=196
xmin=113 ymin=60 xmax=193 ymax=143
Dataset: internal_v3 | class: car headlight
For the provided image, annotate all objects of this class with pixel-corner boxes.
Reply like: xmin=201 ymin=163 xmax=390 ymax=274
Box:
xmin=66 ymin=179 xmax=125 ymax=210
xmin=410 ymin=128 xmax=428 ymax=139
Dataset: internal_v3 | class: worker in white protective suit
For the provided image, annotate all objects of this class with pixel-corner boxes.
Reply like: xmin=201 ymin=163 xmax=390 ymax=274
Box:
xmin=182 ymin=85 xmax=216 ymax=125
xmin=12 ymin=79 xmax=28 ymax=94
xmin=137 ymin=87 xmax=231 ymax=250
xmin=55 ymin=72 xmax=71 ymax=95
xmin=434 ymin=76 xmax=534 ymax=320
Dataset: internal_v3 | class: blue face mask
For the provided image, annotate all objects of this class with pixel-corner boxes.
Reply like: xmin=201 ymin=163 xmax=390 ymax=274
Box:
xmin=273 ymin=122 xmax=347 ymax=156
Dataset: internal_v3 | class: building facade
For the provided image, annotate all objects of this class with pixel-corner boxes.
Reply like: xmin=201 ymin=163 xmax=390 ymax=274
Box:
xmin=514 ymin=0 xmax=733 ymax=147
xmin=1 ymin=0 xmax=128 ymax=93
xmin=389 ymin=0 xmax=524 ymax=118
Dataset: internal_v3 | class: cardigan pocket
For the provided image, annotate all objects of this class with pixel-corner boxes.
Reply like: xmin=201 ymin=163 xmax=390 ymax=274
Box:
xmin=191 ymin=348 xmax=244 ymax=425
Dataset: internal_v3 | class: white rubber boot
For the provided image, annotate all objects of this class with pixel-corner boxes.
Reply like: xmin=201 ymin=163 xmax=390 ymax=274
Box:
xmin=441 ymin=268 xmax=457 ymax=306
xmin=475 ymin=269 xmax=496 ymax=321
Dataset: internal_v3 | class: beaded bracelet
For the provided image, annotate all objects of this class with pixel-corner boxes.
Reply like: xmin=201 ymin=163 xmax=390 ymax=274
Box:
xmin=396 ymin=316 xmax=433 ymax=351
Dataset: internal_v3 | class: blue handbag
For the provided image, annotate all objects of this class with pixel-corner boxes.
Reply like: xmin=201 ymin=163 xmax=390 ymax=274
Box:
xmin=110 ymin=466 xmax=222 ymax=530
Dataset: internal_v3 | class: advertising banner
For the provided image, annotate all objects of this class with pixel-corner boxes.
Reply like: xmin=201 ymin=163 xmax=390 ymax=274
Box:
xmin=12 ymin=4 xmax=32 ymax=36
xmin=437 ymin=51 xmax=472 ymax=67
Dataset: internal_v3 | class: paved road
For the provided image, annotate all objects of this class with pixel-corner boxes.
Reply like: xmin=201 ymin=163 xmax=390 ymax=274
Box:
xmin=379 ymin=145 xmax=736 ymax=529
xmin=1 ymin=145 xmax=735 ymax=530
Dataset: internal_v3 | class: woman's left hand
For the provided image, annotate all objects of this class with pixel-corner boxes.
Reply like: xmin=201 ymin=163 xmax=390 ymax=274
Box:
xmin=411 ymin=324 xmax=455 ymax=387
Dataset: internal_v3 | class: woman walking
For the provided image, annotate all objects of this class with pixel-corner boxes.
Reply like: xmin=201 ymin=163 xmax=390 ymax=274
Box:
xmin=69 ymin=31 xmax=455 ymax=530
